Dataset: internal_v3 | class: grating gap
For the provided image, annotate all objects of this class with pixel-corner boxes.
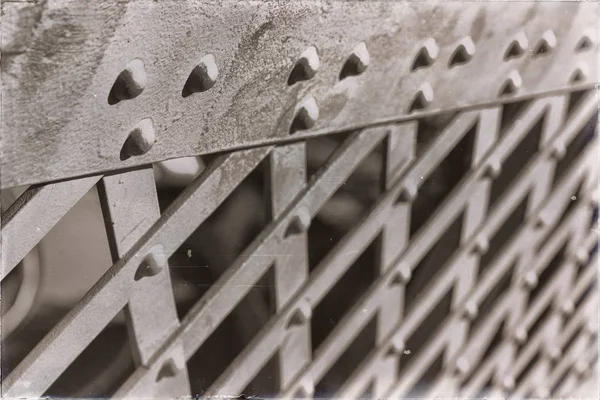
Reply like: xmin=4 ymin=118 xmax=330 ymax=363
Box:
xmin=499 ymin=100 xmax=531 ymax=137
xmin=399 ymin=289 xmax=454 ymax=375
xmin=405 ymin=212 xmax=463 ymax=313
xmin=240 ymin=351 xmax=280 ymax=398
xmin=186 ymin=265 xmax=277 ymax=397
xmin=528 ymin=242 xmax=567 ymax=307
xmin=404 ymin=350 xmax=445 ymax=398
xmin=565 ymin=90 xmax=589 ymax=119
xmin=410 ymin=121 xmax=476 ymax=236
xmin=470 ymin=263 xmax=515 ymax=335
xmin=515 ymin=352 xmax=541 ymax=389
xmin=489 ymin=114 xmax=545 ymax=209
xmin=43 ymin=309 xmax=134 ymax=398
xmin=314 ymin=316 xmax=377 ymax=398
xmin=310 ymin=235 xmax=379 ymax=352
xmin=518 ymin=304 xmax=552 ymax=354
xmin=461 ymin=319 xmax=506 ymax=389
xmin=479 ymin=196 xmax=528 ymax=277
xmin=552 ymin=114 xmax=598 ymax=188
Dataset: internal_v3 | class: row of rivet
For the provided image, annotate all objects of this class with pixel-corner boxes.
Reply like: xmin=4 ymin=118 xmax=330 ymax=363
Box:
xmin=114 ymin=28 xmax=593 ymax=159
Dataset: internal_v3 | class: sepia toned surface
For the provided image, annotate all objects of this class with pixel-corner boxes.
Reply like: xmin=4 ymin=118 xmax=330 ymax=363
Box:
xmin=1 ymin=1 xmax=598 ymax=399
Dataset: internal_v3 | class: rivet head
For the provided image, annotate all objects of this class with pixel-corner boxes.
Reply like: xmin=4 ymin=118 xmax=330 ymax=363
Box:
xmin=570 ymin=65 xmax=588 ymax=84
xmin=504 ymin=32 xmax=529 ymax=60
xmin=574 ymin=248 xmax=589 ymax=266
xmin=551 ymin=142 xmax=567 ymax=160
xmin=523 ymin=270 xmax=539 ymax=289
xmin=288 ymin=46 xmax=320 ymax=85
xmin=396 ymin=181 xmax=419 ymax=203
xmin=464 ymin=301 xmax=479 ymax=320
xmin=483 ymin=160 xmax=502 ymax=179
xmin=109 ymin=59 xmax=147 ymax=104
xmin=535 ymin=212 xmax=551 ymax=229
xmin=473 ymin=235 xmax=489 ymax=255
xmin=287 ymin=301 xmax=312 ymax=328
xmin=547 ymin=346 xmax=562 ymax=361
xmin=574 ymin=359 xmax=588 ymax=375
xmin=182 ymin=54 xmax=218 ymax=97
xmin=389 ymin=263 xmax=412 ymax=286
xmin=284 ymin=206 xmax=311 ymax=237
xmin=290 ymin=96 xmax=319 ymax=134
xmin=295 ymin=381 xmax=315 ymax=398
xmin=449 ymin=36 xmax=476 ymax=67
xmin=586 ymin=319 xmax=598 ymax=335
xmin=514 ymin=326 xmax=528 ymax=344
xmin=135 ymin=244 xmax=167 ymax=281
xmin=388 ymin=335 xmax=406 ymax=355
xmin=339 ymin=41 xmax=370 ymax=80
xmin=502 ymin=375 xmax=516 ymax=391
xmin=156 ymin=358 xmax=179 ymax=382
xmin=560 ymin=300 xmax=575 ymax=316
xmin=536 ymin=387 xmax=550 ymax=399
xmin=455 ymin=356 xmax=471 ymax=375
xmin=533 ymin=30 xmax=557 ymax=56
xmin=499 ymin=70 xmax=522 ymax=97
xmin=409 ymin=83 xmax=434 ymax=113
xmin=120 ymin=118 xmax=156 ymax=160
xmin=412 ymin=38 xmax=439 ymax=70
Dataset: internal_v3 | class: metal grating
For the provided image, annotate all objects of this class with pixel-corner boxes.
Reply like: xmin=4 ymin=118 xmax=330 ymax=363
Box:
xmin=1 ymin=1 xmax=598 ymax=399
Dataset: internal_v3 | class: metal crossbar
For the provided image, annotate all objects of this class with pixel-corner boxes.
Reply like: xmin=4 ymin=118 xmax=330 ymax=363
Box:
xmin=1 ymin=1 xmax=598 ymax=399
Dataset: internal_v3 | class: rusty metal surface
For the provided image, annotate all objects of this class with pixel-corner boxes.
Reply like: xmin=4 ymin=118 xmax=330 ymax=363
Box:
xmin=1 ymin=2 xmax=599 ymax=399
xmin=1 ymin=1 xmax=598 ymax=188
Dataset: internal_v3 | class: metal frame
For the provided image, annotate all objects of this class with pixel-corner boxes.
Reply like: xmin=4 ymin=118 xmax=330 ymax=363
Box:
xmin=1 ymin=1 xmax=598 ymax=399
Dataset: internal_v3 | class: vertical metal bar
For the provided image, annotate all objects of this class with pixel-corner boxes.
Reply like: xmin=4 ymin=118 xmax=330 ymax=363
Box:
xmin=267 ymin=143 xmax=311 ymax=391
xmin=372 ymin=122 xmax=416 ymax=397
xmin=98 ymin=167 xmax=190 ymax=397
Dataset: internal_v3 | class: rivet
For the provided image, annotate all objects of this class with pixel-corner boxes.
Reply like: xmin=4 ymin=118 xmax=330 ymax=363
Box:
xmin=502 ymin=375 xmax=516 ymax=391
xmin=514 ymin=326 xmax=528 ymax=344
xmin=574 ymin=359 xmax=588 ymax=376
xmin=287 ymin=301 xmax=312 ymax=328
xmin=585 ymin=319 xmax=598 ymax=335
xmin=536 ymin=387 xmax=550 ymax=399
xmin=473 ymin=235 xmax=489 ymax=255
xmin=575 ymin=31 xmax=594 ymax=52
xmin=408 ymin=83 xmax=434 ymax=113
xmin=288 ymin=46 xmax=320 ymax=85
xmin=134 ymin=244 xmax=167 ymax=281
xmin=295 ymin=381 xmax=315 ymax=398
xmin=483 ymin=160 xmax=502 ymax=179
xmin=120 ymin=118 xmax=156 ymax=160
xmin=574 ymin=248 xmax=590 ymax=266
xmin=523 ymin=270 xmax=539 ymax=289
xmin=290 ymin=96 xmax=319 ymax=134
xmin=449 ymin=36 xmax=476 ymax=67
xmin=411 ymin=38 xmax=439 ymax=71
xmin=108 ymin=59 xmax=147 ymax=104
xmin=388 ymin=335 xmax=406 ymax=355
xmin=455 ymin=356 xmax=471 ymax=375
xmin=560 ymin=300 xmax=575 ymax=316
xmin=339 ymin=41 xmax=370 ymax=80
xmin=389 ymin=264 xmax=411 ymax=287
xmin=182 ymin=54 xmax=218 ymax=97
xmin=547 ymin=346 xmax=562 ymax=361
xmin=533 ymin=30 xmax=557 ymax=56
xmin=463 ymin=301 xmax=479 ymax=320
xmin=569 ymin=65 xmax=588 ymax=84
xmin=396 ymin=180 xmax=419 ymax=203
xmin=551 ymin=142 xmax=567 ymax=160
xmin=504 ymin=32 xmax=529 ymax=60
xmin=535 ymin=212 xmax=551 ymax=229
xmin=499 ymin=70 xmax=522 ymax=97
xmin=156 ymin=358 xmax=179 ymax=382
xmin=284 ymin=206 xmax=311 ymax=237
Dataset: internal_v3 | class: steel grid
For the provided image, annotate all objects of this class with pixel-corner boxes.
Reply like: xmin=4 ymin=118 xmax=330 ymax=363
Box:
xmin=1 ymin=2 xmax=598 ymax=399
xmin=2 ymin=89 xmax=597 ymax=398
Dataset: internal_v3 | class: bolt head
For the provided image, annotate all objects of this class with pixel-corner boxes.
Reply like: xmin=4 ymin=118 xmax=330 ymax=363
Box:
xmin=574 ymin=248 xmax=590 ymax=266
xmin=551 ymin=142 xmax=567 ymax=160
xmin=473 ymin=235 xmax=489 ymax=255
xmin=484 ymin=161 xmax=502 ymax=179
xmin=502 ymin=375 xmax=516 ymax=391
xmin=285 ymin=206 xmax=311 ymax=237
xmin=287 ymin=301 xmax=312 ymax=327
xmin=456 ymin=356 xmax=471 ymax=375
xmin=389 ymin=335 xmax=406 ymax=355
xmin=398 ymin=181 xmax=419 ymax=202
xmin=514 ymin=326 xmax=528 ymax=344
xmin=464 ymin=301 xmax=479 ymax=320
xmin=561 ymin=300 xmax=575 ymax=316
